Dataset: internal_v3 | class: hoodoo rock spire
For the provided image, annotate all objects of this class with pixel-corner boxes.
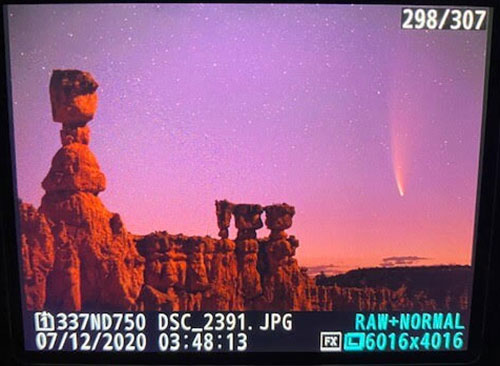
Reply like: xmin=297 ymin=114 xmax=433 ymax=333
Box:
xmin=37 ymin=69 xmax=144 ymax=311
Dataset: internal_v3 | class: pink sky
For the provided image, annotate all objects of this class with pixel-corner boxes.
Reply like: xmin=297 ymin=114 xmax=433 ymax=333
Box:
xmin=7 ymin=4 xmax=489 ymax=271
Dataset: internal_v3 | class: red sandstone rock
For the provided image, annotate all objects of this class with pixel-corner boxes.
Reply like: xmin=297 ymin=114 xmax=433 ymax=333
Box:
xmin=19 ymin=202 xmax=55 ymax=310
xmin=235 ymin=239 xmax=262 ymax=304
xmin=45 ymin=221 xmax=81 ymax=311
xmin=136 ymin=232 xmax=187 ymax=293
xmin=255 ymin=236 xmax=312 ymax=311
xmin=215 ymin=200 xmax=234 ymax=239
xmin=42 ymin=144 xmax=106 ymax=195
xmin=50 ymin=69 xmax=98 ymax=125
xmin=203 ymin=239 xmax=242 ymax=310
xmin=40 ymin=192 xmax=145 ymax=311
xmin=60 ymin=125 xmax=90 ymax=146
xmin=180 ymin=291 xmax=204 ymax=311
xmin=233 ymin=204 xmax=263 ymax=240
xmin=35 ymin=70 xmax=145 ymax=311
xmin=136 ymin=232 xmax=244 ymax=311
xmin=139 ymin=285 xmax=180 ymax=311
xmin=183 ymin=236 xmax=210 ymax=292
xmin=264 ymin=203 xmax=295 ymax=239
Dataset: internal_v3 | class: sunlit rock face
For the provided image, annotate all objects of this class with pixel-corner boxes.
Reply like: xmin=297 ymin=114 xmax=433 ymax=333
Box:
xmin=49 ymin=69 xmax=98 ymax=125
xmin=41 ymin=143 xmax=106 ymax=195
xmin=253 ymin=204 xmax=311 ymax=310
xmin=264 ymin=203 xmax=295 ymax=240
xmin=19 ymin=202 xmax=55 ymax=311
xmin=22 ymin=70 xmax=145 ymax=311
xmin=134 ymin=202 xmax=313 ymax=312
xmin=215 ymin=199 xmax=234 ymax=239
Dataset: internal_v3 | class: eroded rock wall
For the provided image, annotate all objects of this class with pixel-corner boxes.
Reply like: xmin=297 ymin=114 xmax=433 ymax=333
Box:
xmin=135 ymin=203 xmax=313 ymax=311
xmin=21 ymin=69 xmax=144 ymax=311
xmin=19 ymin=202 xmax=55 ymax=310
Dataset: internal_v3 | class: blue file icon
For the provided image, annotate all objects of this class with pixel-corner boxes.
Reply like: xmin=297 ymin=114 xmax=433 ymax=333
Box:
xmin=344 ymin=332 xmax=366 ymax=351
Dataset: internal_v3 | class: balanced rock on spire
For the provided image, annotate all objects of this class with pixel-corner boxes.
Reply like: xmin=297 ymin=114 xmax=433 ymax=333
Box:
xmin=49 ymin=69 xmax=99 ymax=126
xmin=35 ymin=69 xmax=145 ymax=311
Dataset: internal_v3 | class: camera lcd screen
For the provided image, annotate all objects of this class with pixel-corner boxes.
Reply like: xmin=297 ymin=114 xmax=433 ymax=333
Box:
xmin=3 ymin=3 xmax=492 ymax=355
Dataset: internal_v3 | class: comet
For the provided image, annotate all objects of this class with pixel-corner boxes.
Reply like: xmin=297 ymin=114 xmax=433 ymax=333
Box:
xmin=390 ymin=110 xmax=408 ymax=198
xmin=395 ymin=166 xmax=405 ymax=197
xmin=388 ymin=53 xmax=416 ymax=198
xmin=388 ymin=64 xmax=415 ymax=198
xmin=391 ymin=128 xmax=406 ymax=197
xmin=391 ymin=151 xmax=405 ymax=196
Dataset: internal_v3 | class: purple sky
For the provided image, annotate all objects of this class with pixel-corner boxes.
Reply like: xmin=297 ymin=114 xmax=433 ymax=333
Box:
xmin=7 ymin=4 xmax=488 ymax=271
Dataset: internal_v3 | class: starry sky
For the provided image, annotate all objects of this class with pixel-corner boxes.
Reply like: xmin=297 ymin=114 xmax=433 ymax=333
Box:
xmin=6 ymin=4 xmax=489 ymax=272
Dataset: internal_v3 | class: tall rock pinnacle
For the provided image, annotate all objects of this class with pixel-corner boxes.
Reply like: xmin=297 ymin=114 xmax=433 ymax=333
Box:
xmin=38 ymin=69 xmax=144 ymax=311
xmin=215 ymin=200 xmax=234 ymax=239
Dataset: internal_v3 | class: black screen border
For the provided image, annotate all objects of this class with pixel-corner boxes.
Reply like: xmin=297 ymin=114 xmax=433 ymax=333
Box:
xmin=1 ymin=1 xmax=499 ymax=365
